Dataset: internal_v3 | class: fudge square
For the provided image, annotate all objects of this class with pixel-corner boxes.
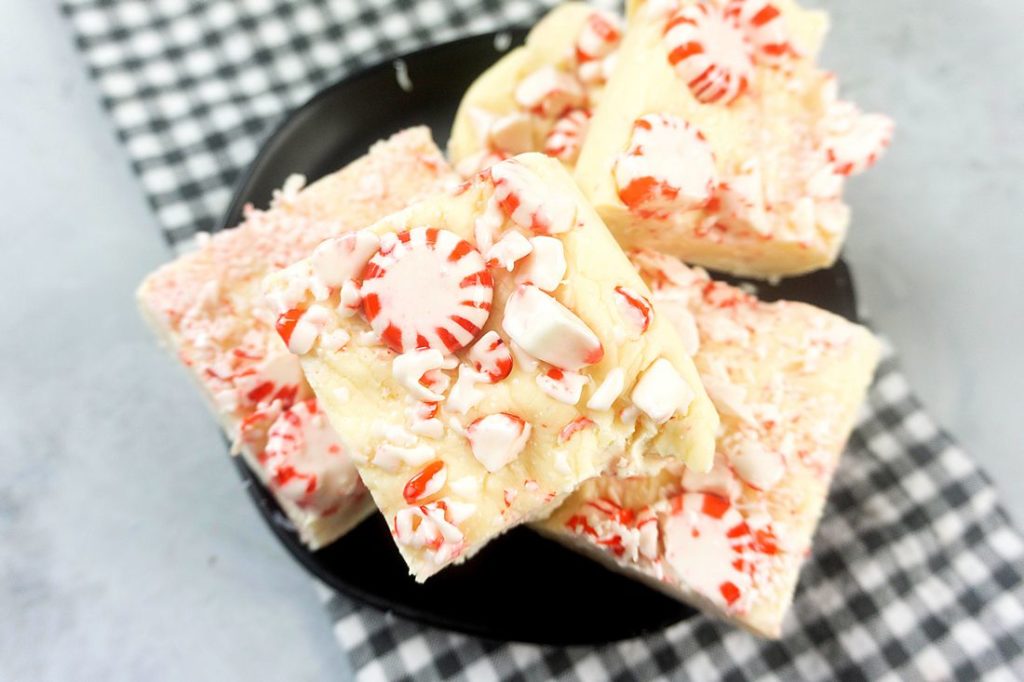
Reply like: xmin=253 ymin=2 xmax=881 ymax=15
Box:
xmin=537 ymin=250 xmax=880 ymax=637
xmin=263 ymin=153 xmax=718 ymax=581
xmin=136 ymin=127 xmax=455 ymax=549
xmin=448 ymin=2 xmax=622 ymax=175
xmin=574 ymin=0 xmax=893 ymax=279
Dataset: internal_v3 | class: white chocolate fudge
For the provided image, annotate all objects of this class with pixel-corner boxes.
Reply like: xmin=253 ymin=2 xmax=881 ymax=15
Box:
xmin=537 ymin=250 xmax=880 ymax=637
xmin=263 ymin=154 xmax=718 ymax=581
xmin=448 ymin=3 xmax=622 ymax=175
xmin=574 ymin=0 xmax=893 ymax=279
xmin=136 ymin=127 xmax=455 ymax=549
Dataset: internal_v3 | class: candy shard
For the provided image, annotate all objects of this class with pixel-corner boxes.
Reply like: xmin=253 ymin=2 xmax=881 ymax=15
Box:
xmin=362 ymin=227 xmax=492 ymax=354
xmin=544 ymin=109 xmax=592 ymax=164
xmin=392 ymin=348 xmax=449 ymax=402
xmin=514 ymin=65 xmax=586 ymax=118
xmin=613 ymin=285 xmax=654 ymax=334
xmin=374 ymin=442 xmax=436 ymax=473
xmin=403 ymin=460 xmax=447 ymax=503
xmin=631 ymin=358 xmax=695 ymax=425
xmin=485 ymin=230 xmax=534 ymax=271
xmin=447 ymin=364 xmax=491 ymax=414
xmin=466 ymin=331 xmax=514 ymax=383
xmin=514 ymin=236 xmax=567 ymax=292
xmin=729 ymin=440 xmax=785 ymax=491
xmin=586 ymin=367 xmax=626 ymax=411
xmin=492 ymin=160 xmax=577 ymax=235
xmin=536 ymin=368 xmax=588 ymax=405
xmin=501 ymin=284 xmax=603 ymax=371
xmin=823 ymin=106 xmax=894 ymax=177
xmin=310 ymin=230 xmax=380 ymax=288
xmin=467 ymin=413 xmax=532 ymax=472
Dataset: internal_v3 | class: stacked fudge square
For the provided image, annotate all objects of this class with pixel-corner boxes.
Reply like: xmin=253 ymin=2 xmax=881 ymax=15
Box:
xmin=139 ymin=0 xmax=890 ymax=637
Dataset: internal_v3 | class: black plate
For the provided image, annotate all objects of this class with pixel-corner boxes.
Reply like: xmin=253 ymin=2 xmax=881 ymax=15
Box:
xmin=221 ymin=30 xmax=859 ymax=645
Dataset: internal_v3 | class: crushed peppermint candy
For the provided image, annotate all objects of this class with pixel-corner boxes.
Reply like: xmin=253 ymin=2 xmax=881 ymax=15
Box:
xmin=502 ymin=284 xmax=604 ymax=371
xmin=536 ymin=367 xmax=589 ymax=405
xmin=491 ymin=160 xmax=577 ymax=235
xmin=631 ymin=358 xmax=695 ymax=424
xmin=514 ymin=236 xmax=567 ymax=292
xmin=613 ymin=285 xmax=654 ymax=334
xmin=466 ymin=331 xmax=514 ymax=383
xmin=466 ymin=413 xmax=532 ymax=472
xmin=514 ymin=65 xmax=586 ymax=119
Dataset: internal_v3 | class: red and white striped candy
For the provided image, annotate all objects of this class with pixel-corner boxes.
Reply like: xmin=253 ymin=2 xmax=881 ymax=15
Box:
xmin=393 ymin=500 xmax=464 ymax=553
xmin=262 ymin=399 xmax=360 ymax=515
xmin=502 ymin=284 xmax=604 ymax=372
xmin=662 ymin=492 xmax=772 ymax=611
xmin=663 ymin=2 xmax=754 ymax=105
xmin=544 ymin=109 xmax=591 ymax=164
xmin=514 ymin=66 xmax=586 ymax=119
xmin=725 ymin=0 xmax=795 ymax=64
xmin=823 ymin=104 xmax=894 ymax=176
xmin=466 ymin=413 xmax=532 ymax=473
xmin=402 ymin=460 xmax=447 ymax=504
xmin=361 ymin=227 xmax=493 ymax=355
xmin=614 ymin=114 xmax=717 ymax=218
xmin=491 ymin=159 xmax=577 ymax=235
xmin=575 ymin=10 xmax=622 ymax=64
xmin=466 ymin=331 xmax=514 ymax=383
xmin=558 ymin=416 xmax=595 ymax=443
xmin=613 ymin=286 xmax=654 ymax=334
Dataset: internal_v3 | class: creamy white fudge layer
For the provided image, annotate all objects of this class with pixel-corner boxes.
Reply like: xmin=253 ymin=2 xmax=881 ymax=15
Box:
xmin=575 ymin=0 xmax=893 ymax=279
xmin=137 ymin=127 xmax=455 ymax=549
xmin=264 ymin=154 xmax=718 ymax=581
xmin=448 ymin=3 xmax=623 ymax=175
xmin=537 ymin=250 xmax=880 ymax=638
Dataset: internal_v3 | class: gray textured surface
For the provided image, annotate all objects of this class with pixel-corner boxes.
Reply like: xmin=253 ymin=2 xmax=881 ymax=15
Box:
xmin=0 ymin=1 xmax=1021 ymax=681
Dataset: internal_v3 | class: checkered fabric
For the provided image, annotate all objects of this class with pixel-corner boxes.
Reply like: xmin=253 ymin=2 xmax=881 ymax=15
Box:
xmin=61 ymin=0 xmax=582 ymax=247
xmin=323 ymin=347 xmax=1024 ymax=680
xmin=62 ymin=1 xmax=1024 ymax=679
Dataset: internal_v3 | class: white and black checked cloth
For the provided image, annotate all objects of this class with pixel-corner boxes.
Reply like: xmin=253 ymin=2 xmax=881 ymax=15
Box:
xmin=61 ymin=0 xmax=1024 ymax=678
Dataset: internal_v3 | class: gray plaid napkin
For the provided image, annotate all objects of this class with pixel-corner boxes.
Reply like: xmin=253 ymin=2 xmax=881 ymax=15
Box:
xmin=61 ymin=0 xmax=1024 ymax=678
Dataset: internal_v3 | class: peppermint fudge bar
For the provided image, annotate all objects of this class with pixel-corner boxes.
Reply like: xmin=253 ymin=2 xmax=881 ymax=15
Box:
xmin=137 ymin=127 xmax=455 ymax=549
xmin=537 ymin=250 xmax=880 ymax=637
xmin=574 ymin=0 xmax=893 ymax=279
xmin=263 ymin=153 xmax=718 ymax=581
xmin=449 ymin=3 xmax=622 ymax=175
